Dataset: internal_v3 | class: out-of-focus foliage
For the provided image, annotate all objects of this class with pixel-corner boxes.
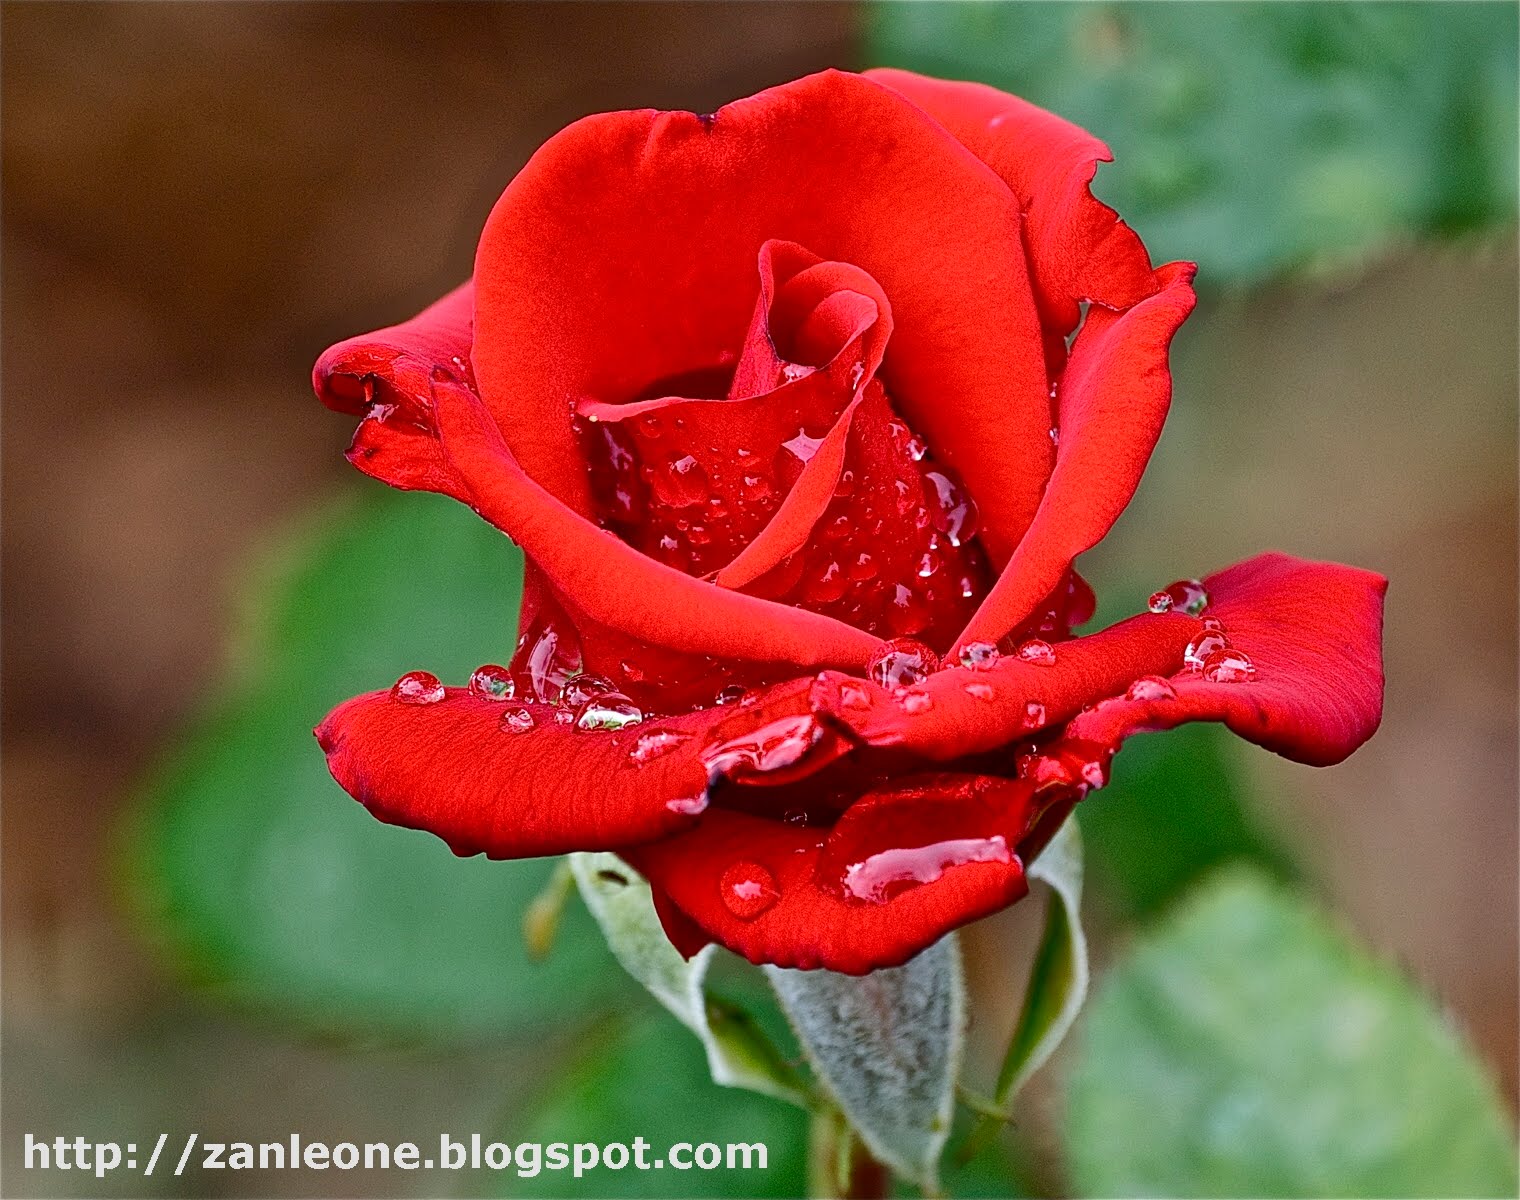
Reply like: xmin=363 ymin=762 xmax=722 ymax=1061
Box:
xmin=868 ymin=1 xmax=1519 ymax=281
xmin=1066 ymin=869 xmax=1520 ymax=1198
xmin=486 ymin=1012 xmax=811 ymax=1198
xmin=123 ymin=487 xmax=631 ymax=1040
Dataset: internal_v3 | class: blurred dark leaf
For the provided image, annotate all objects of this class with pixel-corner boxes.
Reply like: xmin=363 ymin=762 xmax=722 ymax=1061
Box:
xmin=1079 ymin=722 xmax=1297 ymax=921
xmin=123 ymin=486 xmax=630 ymax=1040
xmin=1066 ymin=869 xmax=1519 ymax=1198
xmin=867 ymin=1 xmax=1519 ymax=281
xmin=485 ymin=1012 xmax=810 ymax=1198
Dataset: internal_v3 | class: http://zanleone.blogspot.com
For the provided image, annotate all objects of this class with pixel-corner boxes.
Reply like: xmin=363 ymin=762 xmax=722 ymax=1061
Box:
xmin=23 ymin=1131 xmax=771 ymax=1181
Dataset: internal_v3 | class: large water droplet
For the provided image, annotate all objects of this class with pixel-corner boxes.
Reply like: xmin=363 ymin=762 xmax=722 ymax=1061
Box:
xmin=651 ymin=454 xmax=709 ymax=507
xmin=1183 ymin=630 xmax=1230 ymax=672
xmin=1126 ymin=675 xmax=1178 ymax=702
xmin=391 ymin=670 xmax=445 ymax=705
xmin=867 ymin=638 xmax=940 ymax=689
xmin=1201 ymin=648 xmax=1256 ymax=683
xmin=1152 ymin=578 xmax=1210 ymax=617
xmin=499 ymin=706 xmax=536 ymax=734
xmin=958 ymin=641 xmax=1001 ymax=670
xmin=720 ymin=861 xmax=779 ymax=920
xmin=839 ymin=836 xmax=1011 ymax=905
xmin=1016 ymin=639 xmax=1057 ymax=667
xmin=559 ymin=671 xmax=618 ymax=709
xmin=467 ymin=664 xmax=514 ymax=701
xmin=629 ymin=728 xmax=691 ymax=765
xmin=925 ymin=470 xmax=978 ymax=547
xmin=702 ymin=714 xmax=824 ymax=782
xmin=575 ymin=692 xmax=644 ymax=731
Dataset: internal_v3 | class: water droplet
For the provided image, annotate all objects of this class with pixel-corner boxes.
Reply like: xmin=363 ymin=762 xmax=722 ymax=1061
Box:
xmin=391 ymin=670 xmax=445 ymax=705
xmin=650 ymin=454 xmax=709 ymax=507
xmin=958 ymin=641 xmax=1000 ymax=670
xmin=839 ymin=835 xmax=1011 ymax=905
xmin=702 ymin=714 xmax=824 ymax=782
xmin=803 ymin=559 xmax=848 ymax=604
xmin=899 ymin=689 xmax=934 ymax=714
xmin=781 ymin=429 xmax=825 ymax=463
xmin=575 ymin=692 xmax=644 ymax=731
xmin=1022 ymin=700 xmax=1047 ymax=729
xmin=636 ymin=413 xmax=664 ymax=438
xmin=781 ymin=362 xmax=810 ymax=383
xmin=782 ymin=808 xmax=810 ymax=826
xmin=554 ymin=709 xmax=575 ymax=725
xmin=924 ymin=470 xmax=978 ymax=547
xmin=964 ymin=681 xmax=995 ymax=701
xmin=846 ymin=551 xmax=877 ymax=581
xmin=1155 ymin=578 xmax=1210 ymax=617
xmin=559 ymin=672 xmax=618 ymax=708
xmin=838 ymin=680 xmax=873 ymax=710
xmin=905 ymin=433 xmax=928 ymax=462
xmin=1016 ymin=639 xmax=1057 ymax=667
xmin=629 ymin=729 xmax=691 ymax=764
xmin=720 ymin=862 xmax=779 ymax=920
xmin=1049 ymin=426 xmax=1060 ymax=447
xmin=848 ymin=363 xmax=866 ymax=391
xmin=467 ymin=664 xmax=514 ymax=701
xmin=1202 ymin=648 xmax=1256 ymax=683
xmin=1126 ymin=675 xmax=1178 ymax=702
xmin=666 ymin=793 xmax=708 ymax=815
xmin=1183 ymin=631 xmax=1230 ymax=672
xmin=867 ymin=638 xmax=940 ymax=688
xmin=713 ymin=684 xmax=748 ymax=706
xmin=499 ymin=706 xmax=536 ymax=733
xmin=916 ymin=549 xmax=940 ymax=579
xmin=1202 ymin=616 xmax=1225 ymax=632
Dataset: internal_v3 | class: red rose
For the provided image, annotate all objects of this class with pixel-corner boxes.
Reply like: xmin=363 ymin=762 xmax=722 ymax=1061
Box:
xmin=313 ymin=70 xmax=1385 ymax=974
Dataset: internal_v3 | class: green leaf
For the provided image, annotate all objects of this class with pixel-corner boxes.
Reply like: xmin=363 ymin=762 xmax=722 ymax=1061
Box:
xmin=867 ymin=2 xmax=1519 ymax=282
xmin=486 ymin=1012 xmax=810 ymax=1198
xmin=570 ymin=852 xmax=807 ymax=1106
xmin=121 ymin=486 xmax=629 ymax=1040
xmin=1066 ymin=869 xmax=1519 ymax=1198
xmin=1080 ymin=722 xmax=1297 ymax=919
xmin=767 ymin=936 xmax=965 ymax=1192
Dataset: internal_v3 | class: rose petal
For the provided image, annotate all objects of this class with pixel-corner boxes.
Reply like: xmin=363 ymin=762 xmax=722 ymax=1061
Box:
xmin=312 ymin=282 xmax=474 ymax=501
xmin=315 ymin=677 xmax=820 ymax=859
xmin=864 ymin=68 xmax=1159 ymax=344
xmin=472 ymin=68 xmax=1051 ymax=561
xmin=954 ymin=262 xmax=1197 ymax=649
xmin=624 ymin=777 xmax=1038 ymax=973
xmin=1064 ymin=553 xmax=1388 ymax=766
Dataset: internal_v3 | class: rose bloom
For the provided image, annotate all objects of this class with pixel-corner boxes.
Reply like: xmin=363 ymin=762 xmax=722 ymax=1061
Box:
xmin=313 ymin=70 xmax=1385 ymax=974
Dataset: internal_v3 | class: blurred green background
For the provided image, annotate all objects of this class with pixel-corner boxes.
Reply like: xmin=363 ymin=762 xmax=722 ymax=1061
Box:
xmin=3 ymin=3 xmax=1516 ymax=1197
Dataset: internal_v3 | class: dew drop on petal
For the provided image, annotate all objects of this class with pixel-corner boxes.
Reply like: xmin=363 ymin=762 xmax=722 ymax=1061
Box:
xmin=958 ymin=641 xmax=1001 ymax=670
xmin=1022 ymin=700 xmax=1047 ymax=729
xmin=467 ymin=664 xmax=514 ymax=701
xmin=713 ymin=684 xmax=749 ymax=707
xmin=867 ymin=638 xmax=940 ymax=688
xmin=575 ymin=692 xmax=644 ymax=731
xmin=391 ymin=670 xmax=445 ymax=705
xmin=838 ymin=680 xmax=873 ymax=710
xmin=964 ymin=681 xmax=995 ymax=701
xmin=1183 ymin=631 xmax=1230 ymax=672
xmin=1147 ymin=590 xmax=1174 ymax=614
xmin=899 ymin=689 xmax=934 ymax=714
xmin=499 ymin=706 xmax=536 ymax=733
xmin=666 ymin=793 xmax=708 ymax=815
xmin=559 ymin=671 xmax=618 ymax=709
xmin=1201 ymin=648 xmax=1256 ymax=683
xmin=839 ymin=835 xmax=1011 ymax=905
xmin=1159 ymin=578 xmax=1210 ymax=616
xmin=554 ymin=709 xmax=575 ymax=725
xmin=719 ymin=862 xmax=779 ymax=920
xmin=629 ymin=729 xmax=691 ymax=765
xmin=702 ymin=714 xmax=824 ymax=782
xmin=1016 ymin=639 xmax=1057 ymax=667
xmin=1126 ymin=675 xmax=1178 ymax=702
xmin=1202 ymin=616 xmax=1225 ymax=632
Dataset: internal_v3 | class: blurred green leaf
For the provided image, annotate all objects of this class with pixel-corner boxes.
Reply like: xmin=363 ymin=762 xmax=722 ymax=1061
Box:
xmin=1080 ymin=722 xmax=1296 ymax=920
xmin=486 ymin=1012 xmax=810 ymax=1198
xmin=1066 ymin=869 xmax=1519 ymax=1198
xmin=867 ymin=2 xmax=1519 ymax=281
xmin=123 ymin=485 xmax=629 ymax=1040
xmin=570 ymin=852 xmax=807 ymax=1105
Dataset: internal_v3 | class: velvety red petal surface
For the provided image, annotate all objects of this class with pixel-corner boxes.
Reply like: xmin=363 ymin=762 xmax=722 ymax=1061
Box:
xmin=429 ymin=368 xmax=879 ymax=672
xmin=955 ymin=262 xmax=1197 ymax=647
xmin=312 ymin=282 xmax=474 ymax=501
xmin=315 ymin=678 xmax=822 ymax=859
xmin=1064 ymin=553 xmax=1388 ymax=766
xmin=864 ymin=68 xmax=1159 ymax=345
xmin=624 ymin=777 xmax=1038 ymax=974
xmin=471 ymin=69 xmax=1052 ymax=562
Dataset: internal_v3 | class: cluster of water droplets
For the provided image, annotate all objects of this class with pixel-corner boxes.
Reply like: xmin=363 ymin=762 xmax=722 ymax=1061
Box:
xmin=1148 ymin=580 xmax=1257 ymax=684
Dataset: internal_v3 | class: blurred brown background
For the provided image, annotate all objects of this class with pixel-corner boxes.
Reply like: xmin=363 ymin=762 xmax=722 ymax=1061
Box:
xmin=3 ymin=3 xmax=1515 ymax=1197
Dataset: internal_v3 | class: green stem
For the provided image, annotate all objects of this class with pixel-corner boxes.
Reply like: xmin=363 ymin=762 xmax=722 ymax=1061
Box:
xmin=808 ymin=1104 xmax=891 ymax=1199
